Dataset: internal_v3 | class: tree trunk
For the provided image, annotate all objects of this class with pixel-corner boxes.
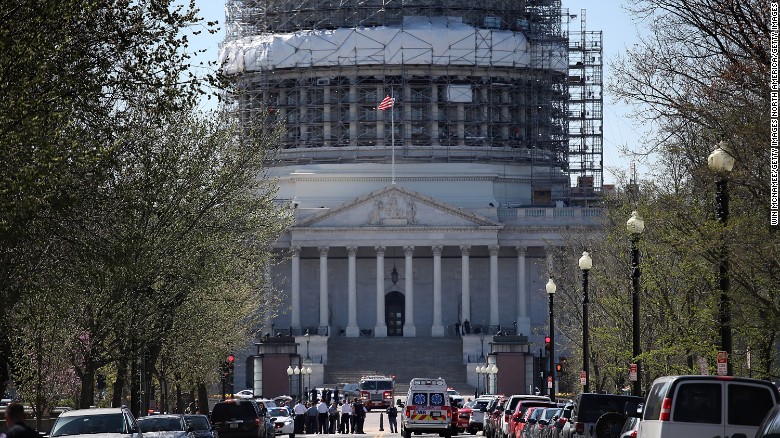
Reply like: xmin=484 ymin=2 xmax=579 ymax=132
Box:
xmin=113 ymin=361 xmax=127 ymax=408
xmin=79 ymin=368 xmax=96 ymax=409
xmin=130 ymin=359 xmax=140 ymax=418
xmin=197 ymin=383 xmax=210 ymax=416
xmin=175 ymin=383 xmax=183 ymax=414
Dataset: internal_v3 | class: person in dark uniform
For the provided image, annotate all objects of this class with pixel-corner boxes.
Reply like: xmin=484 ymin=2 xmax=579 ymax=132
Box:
xmin=352 ymin=398 xmax=366 ymax=434
xmin=4 ymin=403 xmax=39 ymax=438
xmin=463 ymin=319 xmax=471 ymax=334
xmin=386 ymin=403 xmax=398 ymax=433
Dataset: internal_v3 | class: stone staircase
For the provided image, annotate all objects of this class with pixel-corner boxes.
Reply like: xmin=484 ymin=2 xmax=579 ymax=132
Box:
xmin=325 ymin=337 xmax=472 ymax=394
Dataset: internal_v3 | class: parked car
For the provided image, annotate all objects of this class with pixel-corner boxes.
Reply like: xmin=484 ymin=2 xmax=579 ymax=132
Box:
xmin=520 ymin=407 xmax=543 ymax=438
xmin=49 ymin=407 xmax=143 ymax=438
xmin=484 ymin=396 xmax=508 ymax=438
xmin=502 ymin=396 xmax=551 ymax=438
xmin=618 ymin=417 xmax=640 ymax=438
xmin=550 ymin=403 xmax=573 ymax=438
xmin=210 ymin=399 xmax=274 ymax=438
xmin=467 ymin=396 xmax=494 ymax=434
xmin=235 ymin=390 xmax=254 ymax=399
xmin=267 ymin=407 xmax=294 ymax=438
xmin=560 ymin=393 xmax=642 ymax=438
xmin=755 ymin=404 xmax=780 ymax=438
xmin=137 ymin=414 xmax=193 ymax=438
xmin=509 ymin=398 xmax=556 ymax=438
xmin=531 ymin=408 xmax=561 ymax=438
xmin=457 ymin=400 xmax=475 ymax=433
xmin=635 ymin=375 xmax=779 ymax=438
xmin=184 ymin=414 xmax=216 ymax=438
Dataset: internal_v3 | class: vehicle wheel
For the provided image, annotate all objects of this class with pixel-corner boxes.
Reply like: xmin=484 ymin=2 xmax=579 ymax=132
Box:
xmin=468 ymin=428 xmax=476 ymax=435
xmin=452 ymin=426 xmax=459 ymax=436
xmin=594 ymin=412 xmax=626 ymax=438
xmin=404 ymin=428 xmax=412 ymax=438
xmin=289 ymin=434 xmax=294 ymax=438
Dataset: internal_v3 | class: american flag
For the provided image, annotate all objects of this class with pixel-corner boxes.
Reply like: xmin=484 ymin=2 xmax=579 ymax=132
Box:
xmin=377 ymin=95 xmax=395 ymax=110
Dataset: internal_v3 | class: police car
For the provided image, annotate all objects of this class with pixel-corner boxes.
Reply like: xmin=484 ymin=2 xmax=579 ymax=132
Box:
xmin=401 ymin=378 xmax=453 ymax=438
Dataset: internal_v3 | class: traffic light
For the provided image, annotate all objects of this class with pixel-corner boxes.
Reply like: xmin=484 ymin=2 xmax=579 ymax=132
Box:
xmin=227 ymin=355 xmax=235 ymax=375
xmin=544 ymin=336 xmax=551 ymax=354
xmin=555 ymin=363 xmax=562 ymax=373
xmin=220 ymin=361 xmax=230 ymax=378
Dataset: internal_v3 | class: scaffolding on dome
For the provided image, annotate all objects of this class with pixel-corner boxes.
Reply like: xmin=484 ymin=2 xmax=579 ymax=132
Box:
xmin=221 ymin=0 xmax=602 ymax=202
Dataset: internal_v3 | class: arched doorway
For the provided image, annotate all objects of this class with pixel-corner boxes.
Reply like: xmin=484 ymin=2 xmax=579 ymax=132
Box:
xmin=385 ymin=291 xmax=405 ymax=336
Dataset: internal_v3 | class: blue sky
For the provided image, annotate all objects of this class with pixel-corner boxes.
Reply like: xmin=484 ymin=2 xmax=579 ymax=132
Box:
xmin=187 ymin=1 xmax=650 ymax=185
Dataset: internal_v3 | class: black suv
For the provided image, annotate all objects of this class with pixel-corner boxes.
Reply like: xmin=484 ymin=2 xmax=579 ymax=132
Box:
xmin=210 ymin=399 xmax=273 ymax=438
xmin=560 ymin=393 xmax=642 ymax=438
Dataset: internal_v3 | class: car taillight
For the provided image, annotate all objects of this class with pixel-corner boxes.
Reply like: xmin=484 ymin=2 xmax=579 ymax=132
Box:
xmin=629 ymin=431 xmax=637 ymax=438
xmin=361 ymin=391 xmax=369 ymax=399
xmin=446 ymin=408 xmax=451 ymax=418
xmin=384 ymin=391 xmax=392 ymax=399
xmin=255 ymin=418 xmax=260 ymax=427
xmin=660 ymin=397 xmax=672 ymax=421
xmin=406 ymin=407 xmax=413 ymax=418
xmin=275 ymin=423 xmax=283 ymax=429
xmin=575 ymin=422 xmax=584 ymax=434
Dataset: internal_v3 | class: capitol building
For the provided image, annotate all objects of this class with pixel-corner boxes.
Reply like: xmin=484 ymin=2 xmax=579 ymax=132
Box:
xmin=219 ymin=0 xmax=604 ymax=395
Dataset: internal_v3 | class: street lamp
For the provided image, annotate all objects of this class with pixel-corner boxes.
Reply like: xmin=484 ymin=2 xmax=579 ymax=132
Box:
xmin=304 ymin=330 xmax=311 ymax=362
xmin=578 ymin=251 xmax=592 ymax=393
xmin=306 ymin=366 xmax=313 ymax=397
xmin=487 ymin=364 xmax=498 ymax=394
xmin=286 ymin=366 xmax=294 ymax=398
xmin=545 ymin=277 xmax=556 ymax=402
xmin=475 ymin=365 xmax=483 ymax=395
xmin=708 ymin=141 xmax=735 ymax=376
xmin=479 ymin=332 xmax=485 ymax=360
xmin=627 ymin=211 xmax=645 ymax=396
xmin=294 ymin=365 xmax=301 ymax=399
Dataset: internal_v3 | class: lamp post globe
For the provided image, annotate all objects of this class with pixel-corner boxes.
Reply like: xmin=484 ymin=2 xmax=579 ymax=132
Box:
xmin=708 ymin=140 xmax=734 ymax=376
xmin=287 ymin=366 xmax=294 ymax=376
xmin=627 ymin=211 xmax=645 ymax=396
xmin=578 ymin=251 xmax=592 ymax=393
xmin=546 ymin=277 xmax=556 ymax=401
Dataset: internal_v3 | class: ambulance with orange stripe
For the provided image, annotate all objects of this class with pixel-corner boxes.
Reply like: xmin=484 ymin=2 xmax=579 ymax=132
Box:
xmin=401 ymin=378 xmax=453 ymax=438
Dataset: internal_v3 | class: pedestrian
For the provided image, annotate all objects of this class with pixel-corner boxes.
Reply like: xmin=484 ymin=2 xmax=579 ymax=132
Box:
xmin=340 ymin=398 xmax=353 ymax=433
xmin=4 ymin=403 xmax=39 ymax=438
xmin=352 ymin=398 xmax=366 ymax=434
xmin=454 ymin=320 xmax=461 ymax=337
xmin=293 ymin=400 xmax=307 ymax=434
xmin=463 ymin=319 xmax=471 ymax=334
xmin=386 ymin=403 xmax=398 ymax=433
xmin=317 ymin=398 xmax=329 ymax=434
xmin=306 ymin=402 xmax=318 ymax=434
xmin=328 ymin=401 xmax=339 ymax=434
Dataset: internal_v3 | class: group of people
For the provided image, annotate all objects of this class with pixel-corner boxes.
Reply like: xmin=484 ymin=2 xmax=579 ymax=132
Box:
xmin=292 ymin=398 xmax=367 ymax=434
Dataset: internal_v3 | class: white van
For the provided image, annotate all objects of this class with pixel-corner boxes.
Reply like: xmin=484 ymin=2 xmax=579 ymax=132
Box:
xmin=401 ymin=377 xmax=453 ymax=438
xmin=636 ymin=375 xmax=779 ymax=438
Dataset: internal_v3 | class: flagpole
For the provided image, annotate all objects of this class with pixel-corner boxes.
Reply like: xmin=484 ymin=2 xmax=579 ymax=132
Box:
xmin=391 ymin=93 xmax=395 ymax=185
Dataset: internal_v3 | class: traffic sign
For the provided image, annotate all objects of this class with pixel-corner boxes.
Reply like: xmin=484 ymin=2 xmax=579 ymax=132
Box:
xmin=717 ymin=351 xmax=728 ymax=376
xmin=547 ymin=376 xmax=553 ymax=389
xmin=629 ymin=363 xmax=637 ymax=382
xmin=580 ymin=371 xmax=587 ymax=386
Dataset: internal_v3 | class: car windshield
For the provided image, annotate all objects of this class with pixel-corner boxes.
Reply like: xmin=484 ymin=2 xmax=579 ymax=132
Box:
xmin=184 ymin=416 xmax=210 ymax=431
xmin=51 ymin=414 xmax=127 ymax=436
xmin=268 ymin=408 xmax=289 ymax=417
xmin=137 ymin=417 xmax=184 ymax=432
xmin=360 ymin=381 xmax=392 ymax=391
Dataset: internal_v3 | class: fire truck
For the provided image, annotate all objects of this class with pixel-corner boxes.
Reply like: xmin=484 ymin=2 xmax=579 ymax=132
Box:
xmin=400 ymin=377 xmax=453 ymax=438
xmin=358 ymin=375 xmax=395 ymax=411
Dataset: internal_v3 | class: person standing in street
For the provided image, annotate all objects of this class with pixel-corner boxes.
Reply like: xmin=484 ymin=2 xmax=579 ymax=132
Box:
xmin=293 ymin=400 xmax=307 ymax=434
xmin=386 ymin=403 xmax=398 ymax=433
xmin=317 ymin=399 xmax=329 ymax=434
xmin=352 ymin=398 xmax=366 ymax=434
xmin=4 ymin=403 xmax=39 ymax=438
xmin=328 ymin=401 xmax=339 ymax=434
xmin=339 ymin=399 xmax=353 ymax=433
xmin=306 ymin=402 xmax=318 ymax=434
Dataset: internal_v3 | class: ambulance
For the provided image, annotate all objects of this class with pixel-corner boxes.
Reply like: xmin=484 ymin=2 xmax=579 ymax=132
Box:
xmin=401 ymin=377 xmax=453 ymax=438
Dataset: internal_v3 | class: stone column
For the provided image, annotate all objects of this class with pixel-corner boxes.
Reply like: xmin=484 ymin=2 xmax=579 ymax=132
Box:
xmin=291 ymin=246 xmax=301 ymax=329
xmin=403 ymin=246 xmax=416 ymax=337
xmin=489 ymin=245 xmax=500 ymax=327
xmin=461 ymin=245 xmax=471 ymax=325
xmin=346 ymin=246 xmax=359 ymax=337
xmin=432 ymin=245 xmax=445 ymax=337
xmin=516 ymin=246 xmax=530 ymax=336
xmin=374 ymin=246 xmax=387 ymax=337
xmin=319 ymin=246 xmax=329 ymax=329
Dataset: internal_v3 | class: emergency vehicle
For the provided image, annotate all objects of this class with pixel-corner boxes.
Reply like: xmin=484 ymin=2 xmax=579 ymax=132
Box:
xmin=358 ymin=375 xmax=394 ymax=411
xmin=401 ymin=377 xmax=453 ymax=438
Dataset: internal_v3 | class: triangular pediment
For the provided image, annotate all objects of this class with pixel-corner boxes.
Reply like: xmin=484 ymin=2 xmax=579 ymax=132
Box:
xmin=297 ymin=185 xmax=501 ymax=228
